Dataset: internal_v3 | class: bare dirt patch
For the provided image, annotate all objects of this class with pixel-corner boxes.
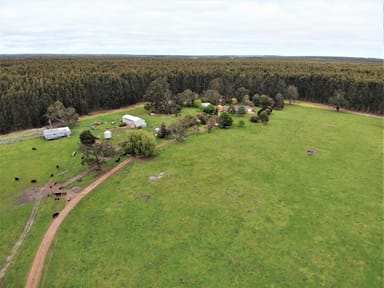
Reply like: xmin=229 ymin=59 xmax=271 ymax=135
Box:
xmin=19 ymin=168 xmax=93 ymax=205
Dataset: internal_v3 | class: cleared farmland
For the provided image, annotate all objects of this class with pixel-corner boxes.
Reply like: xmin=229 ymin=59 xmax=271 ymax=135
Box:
xmin=28 ymin=105 xmax=384 ymax=287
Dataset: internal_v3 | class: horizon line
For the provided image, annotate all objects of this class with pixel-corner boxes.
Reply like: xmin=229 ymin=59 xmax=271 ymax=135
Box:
xmin=0 ymin=53 xmax=382 ymax=60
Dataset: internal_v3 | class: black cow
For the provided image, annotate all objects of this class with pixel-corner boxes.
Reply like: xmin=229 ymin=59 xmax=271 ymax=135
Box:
xmin=14 ymin=177 xmax=19 ymax=181
xmin=31 ymin=179 xmax=37 ymax=183
xmin=115 ymin=157 xmax=121 ymax=163
xmin=32 ymin=147 xmax=37 ymax=150
xmin=50 ymin=173 xmax=54 ymax=178
xmin=52 ymin=212 xmax=59 ymax=218
xmin=56 ymin=165 xmax=59 ymax=169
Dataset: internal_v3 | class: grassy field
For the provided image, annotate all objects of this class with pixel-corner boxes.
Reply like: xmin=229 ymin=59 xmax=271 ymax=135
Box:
xmin=0 ymin=105 xmax=184 ymax=286
xmin=21 ymin=105 xmax=382 ymax=287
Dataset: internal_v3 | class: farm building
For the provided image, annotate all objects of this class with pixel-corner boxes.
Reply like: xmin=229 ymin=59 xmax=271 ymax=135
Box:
xmin=104 ymin=129 xmax=112 ymax=140
xmin=43 ymin=127 xmax=71 ymax=140
xmin=122 ymin=115 xmax=147 ymax=128
xmin=222 ymin=105 xmax=255 ymax=113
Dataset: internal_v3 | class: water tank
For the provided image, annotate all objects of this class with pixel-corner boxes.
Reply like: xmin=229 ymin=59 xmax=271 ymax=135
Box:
xmin=104 ymin=129 xmax=112 ymax=140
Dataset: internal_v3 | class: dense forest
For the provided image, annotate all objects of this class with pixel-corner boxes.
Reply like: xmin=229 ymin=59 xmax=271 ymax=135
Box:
xmin=0 ymin=57 xmax=382 ymax=133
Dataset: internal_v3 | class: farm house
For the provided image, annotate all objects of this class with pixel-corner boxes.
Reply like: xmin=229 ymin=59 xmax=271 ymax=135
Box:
xmin=43 ymin=127 xmax=71 ymax=140
xmin=122 ymin=115 xmax=147 ymax=128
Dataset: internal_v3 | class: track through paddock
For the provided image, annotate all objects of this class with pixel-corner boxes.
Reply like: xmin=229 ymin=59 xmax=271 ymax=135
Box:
xmin=24 ymin=158 xmax=134 ymax=288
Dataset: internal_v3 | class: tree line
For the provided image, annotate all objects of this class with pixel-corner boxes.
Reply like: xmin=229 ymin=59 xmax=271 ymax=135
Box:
xmin=0 ymin=57 xmax=382 ymax=133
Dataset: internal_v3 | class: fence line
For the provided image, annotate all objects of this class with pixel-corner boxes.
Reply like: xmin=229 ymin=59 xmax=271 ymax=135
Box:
xmin=0 ymin=131 xmax=44 ymax=145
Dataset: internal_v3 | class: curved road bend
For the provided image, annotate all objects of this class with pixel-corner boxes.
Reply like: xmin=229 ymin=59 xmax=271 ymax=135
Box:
xmin=25 ymin=158 xmax=134 ymax=288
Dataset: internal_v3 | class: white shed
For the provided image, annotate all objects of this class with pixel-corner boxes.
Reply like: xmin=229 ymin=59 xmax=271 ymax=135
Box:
xmin=43 ymin=127 xmax=71 ymax=140
xmin=122 ymin=115 xmax=147 ymax=128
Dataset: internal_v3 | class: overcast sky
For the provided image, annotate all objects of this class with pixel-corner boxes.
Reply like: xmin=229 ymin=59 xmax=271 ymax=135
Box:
xmin=0 ymin=0 xmax=382 ymax=58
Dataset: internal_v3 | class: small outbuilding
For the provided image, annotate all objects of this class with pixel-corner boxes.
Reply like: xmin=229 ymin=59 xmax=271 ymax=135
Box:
xmin=122 ymin=115 xmax=147 ymax=128
xmin=104 ymin=129 xmax=112 ymax=140
xmin=43 ymin=127 xmax=71 ymax=140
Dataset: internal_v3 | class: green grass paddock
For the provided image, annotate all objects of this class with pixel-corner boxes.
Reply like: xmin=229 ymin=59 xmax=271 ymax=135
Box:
xmin=33 ymin=105 xmax=383 ymax=287
xmin=0 ymin=105 xmax=175 ymax=285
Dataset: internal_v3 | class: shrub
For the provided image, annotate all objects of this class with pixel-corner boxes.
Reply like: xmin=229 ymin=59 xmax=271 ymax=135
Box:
xmin=144 ymin=102 xmax=154 ymax=112
xmin=202 ymin=104 xmax=218 ymax=115
xmin=121 ymin=131 xmax=157 ymax=157
xmin=79 ymin=130 xmax=98 ymax=145
xmin=170 ymin=103 xmax=182 ymax=116
xmin=259 ymin=110 xmax=269 ymax=124
xmin=238 ymin=120 xmax=245 ymax=127
xmin=237 ymin=105 xmax=246 ymax=115
xmin=168 ymin=120 xmax=186 ymax=142
xmin=260 ymin=95 xmax=274 ymax=107
xmin=228 ymin=105 xmax=236 ymax=114
xmin=252 ymin=94 xmax=261 ymax=106
xmin=207 ymin=116 xmax=217 ymax=133
xmin=197 ymin=112 xmax=208 ymax=125
xmin=242 ymin=94 xmax=253 ymax=106
xmin=257 ymin=106 xmax=273 ymax=116
xmin=194 ymin=99 xmax=202 ymax=108
xmin=218 ymin=112 xmax=233 ymax=128
xmin=274 ymin=93 xmax=285 ymax=110
xmin=157 ymin=122 xmax=170 ymax=139
xmin=182 ymin=115 xmax=199 ymax=128
xmin=250 ymin=116 xmax=260 ymax=123
xmin=191 ymin=125 xmax=199 ymax=135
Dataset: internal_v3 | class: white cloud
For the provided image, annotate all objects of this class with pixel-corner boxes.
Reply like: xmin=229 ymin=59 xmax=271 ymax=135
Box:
xmin=0 ymin=0 xmax=382 ymax=57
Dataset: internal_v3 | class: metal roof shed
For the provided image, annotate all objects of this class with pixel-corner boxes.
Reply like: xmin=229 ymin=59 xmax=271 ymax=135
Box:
xmin=121 ymin=115 xmax=147 ymax=128
xmin=43 ymin=127 xmax=71 ymax=140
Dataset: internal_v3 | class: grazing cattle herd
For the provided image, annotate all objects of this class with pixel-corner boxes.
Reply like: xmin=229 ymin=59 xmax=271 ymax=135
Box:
xmin=12 ymin=147 xmax=75 ymax=218
xmin=13 ymin=145 xmax=124 ymax=222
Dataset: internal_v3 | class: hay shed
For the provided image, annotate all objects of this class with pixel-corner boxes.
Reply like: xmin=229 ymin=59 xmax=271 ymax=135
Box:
xmin=121 ymin=115 xmax=147 ymax=128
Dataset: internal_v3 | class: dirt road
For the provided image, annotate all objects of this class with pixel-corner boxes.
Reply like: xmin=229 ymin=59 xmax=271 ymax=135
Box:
xmin=24 ymin=158 xmax=134 ymax=288
xmin=295 ymin=101 xmax=383 ymax=119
